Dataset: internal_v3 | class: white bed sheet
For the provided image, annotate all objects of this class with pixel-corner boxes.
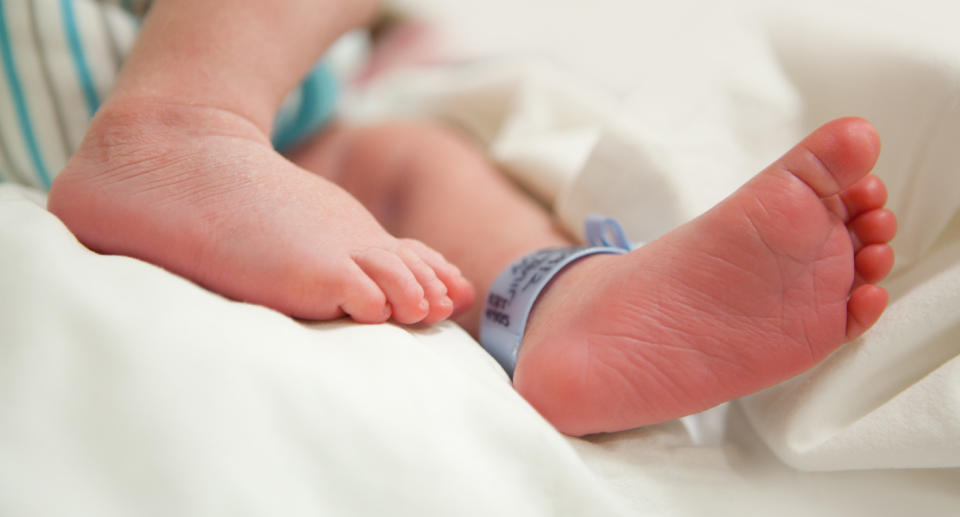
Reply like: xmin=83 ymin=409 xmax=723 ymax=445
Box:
xmin=0 ymin=184 xmax=955 ymax=515
xmin=2 ymin=184 xmax=956 ymax=516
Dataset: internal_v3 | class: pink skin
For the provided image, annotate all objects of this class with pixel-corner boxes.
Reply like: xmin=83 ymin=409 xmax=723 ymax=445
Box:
xmin=47 ymin=0 xmax=474 ymax=324
xmin=294 ymin=118 xmax=896 ymax=436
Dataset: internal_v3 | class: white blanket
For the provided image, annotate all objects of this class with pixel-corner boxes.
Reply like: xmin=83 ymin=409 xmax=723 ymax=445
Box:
xmin=3 ymin=0 xmax=960 ymax=515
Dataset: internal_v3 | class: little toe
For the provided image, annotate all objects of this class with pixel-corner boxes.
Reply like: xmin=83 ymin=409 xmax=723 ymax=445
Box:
xmin=847 ymin=284 xmax=889 ymax=340
xmin=849 ymin=209 xmax=898 ymax=251
xmin=397 ymin=246 xmax=454 ymax=323
xmin=337 ymin=261 xmax=392 ymax=323
xmin=854 ymin=243 xmax=895 ymax=284
xmin=353 ymin=248 xmax=429 ymax=324
xmin=401 ymin=239 xmax=476 ymax=313
xmin=777 ymin=117 xmax=882 ymax=198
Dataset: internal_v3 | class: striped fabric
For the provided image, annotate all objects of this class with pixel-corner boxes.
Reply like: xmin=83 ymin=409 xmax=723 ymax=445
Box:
xmin=0 ymin=0 xmax=337 ymax=191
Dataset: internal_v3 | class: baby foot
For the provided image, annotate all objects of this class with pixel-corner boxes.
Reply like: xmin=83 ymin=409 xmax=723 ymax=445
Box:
xmin=513 ymin=118 xmax=896 ymax=435
xmin=48 ymin=100 xmax=473 ymax=324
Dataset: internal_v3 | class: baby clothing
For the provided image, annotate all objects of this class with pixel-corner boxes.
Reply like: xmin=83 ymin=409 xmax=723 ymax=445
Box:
xmin=0 ymin=0 xmax=336 ymax=191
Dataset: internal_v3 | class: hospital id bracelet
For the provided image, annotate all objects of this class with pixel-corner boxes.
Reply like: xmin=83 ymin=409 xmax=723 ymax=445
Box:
xmin=479 ymin=216 xmax=635 ymax=378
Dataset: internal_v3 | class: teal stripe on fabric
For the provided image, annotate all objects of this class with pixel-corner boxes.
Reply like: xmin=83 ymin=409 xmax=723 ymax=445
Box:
xmin=61 ymin=0 xmax=101 ymax=117
xmin=0 ymin=0 xmax=52 ymax=188
xmin=272 ymin=63 xmax=338 ymax=151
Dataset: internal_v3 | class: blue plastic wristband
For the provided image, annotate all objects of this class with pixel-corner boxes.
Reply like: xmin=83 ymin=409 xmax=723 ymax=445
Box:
xmin=479 ymin=216 xmax=635 ymax=378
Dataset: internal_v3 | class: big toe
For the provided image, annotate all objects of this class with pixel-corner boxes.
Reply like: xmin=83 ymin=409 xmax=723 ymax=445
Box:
xmin=777 ymin=117 xmax=882 ymax=198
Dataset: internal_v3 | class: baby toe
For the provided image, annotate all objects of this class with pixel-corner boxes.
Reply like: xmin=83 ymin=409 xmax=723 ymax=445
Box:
xmin=847 ymin=284 xmax=889 ymax=340
xmin=336 ymin=261 xmax=391 ymax=323
xmin=353 ymin=248 xmax=429 ymax=324
xmin=840 ymin=174 xmax=888 ymax=220
xmin=854 ymin=243 xmax=895 ymax=284
xmin=777 ymin=118 xmax=881 ymax=198
xmin=401 ymin=239 xmax=476 ymax=314
xmin=397 ymin=246 xmax=453 ymax=324
xmin=848 ymin=209 xmax=897 ymax=251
